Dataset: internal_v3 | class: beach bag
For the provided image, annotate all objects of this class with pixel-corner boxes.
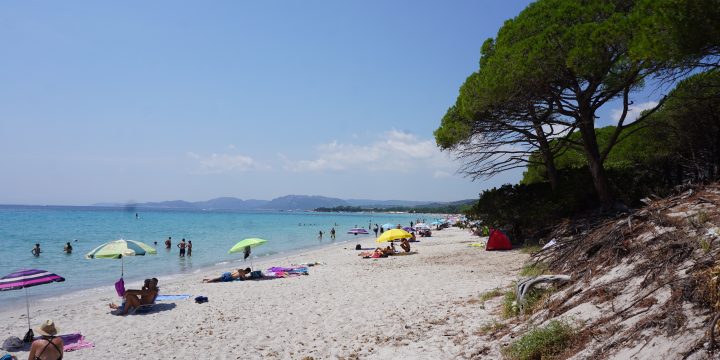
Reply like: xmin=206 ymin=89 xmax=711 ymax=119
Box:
xmin=1 ymin=353 xmax=14 ymax=360
xmin=22 ymin=329 xmax=34 ymax=344
xmin=355 ymin=244 xmax=362 ymax=250
xmin=250 ymin=270 xmax=263 ymax=279
xmin=2 ymin=336 xmax=23 ymax=350
xmin=114 ymin=278 xmax=126 ymax=297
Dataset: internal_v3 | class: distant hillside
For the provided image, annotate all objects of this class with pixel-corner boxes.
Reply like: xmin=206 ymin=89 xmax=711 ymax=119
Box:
xmin=92 ymin=195 xmax=471 ymax=211
xmin=345 ymin=199 xmax=432 ymax=208
xmin=260 ymin=195 xmax=348 ymax=210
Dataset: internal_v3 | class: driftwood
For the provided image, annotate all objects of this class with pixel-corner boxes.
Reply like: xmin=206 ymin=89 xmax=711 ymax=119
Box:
xmin=516 ymin=275 xmax=571 ymax=313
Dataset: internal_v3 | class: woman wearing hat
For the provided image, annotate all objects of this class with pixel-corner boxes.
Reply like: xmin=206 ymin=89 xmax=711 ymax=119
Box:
xmin=28 ymin=320 xmax=63 ymax=360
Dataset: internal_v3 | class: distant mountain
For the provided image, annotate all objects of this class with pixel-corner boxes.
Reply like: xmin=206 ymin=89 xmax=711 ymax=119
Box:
xmin=260 ymin=195 xmax=348 ymax=210
xmin=194 ymin=197 xmax=257 ymax=210
xmin=345 ymin=199 xmax=433 ymax=208
xmin=92 ymin=195 xmax=472 ymax=211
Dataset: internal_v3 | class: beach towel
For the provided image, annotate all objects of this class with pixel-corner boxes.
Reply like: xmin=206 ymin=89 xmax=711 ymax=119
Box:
xmin=155 ymin=294 xmax=192 ymax=301
xmin=266 ymin=266 xmax=308 ymax=278
xmin=33 ymin=333 xmax=94 ymax=352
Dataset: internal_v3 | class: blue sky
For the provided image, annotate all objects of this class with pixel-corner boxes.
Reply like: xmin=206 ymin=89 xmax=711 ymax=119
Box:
xmin=0 ymin=1 xmax=663 ymax=205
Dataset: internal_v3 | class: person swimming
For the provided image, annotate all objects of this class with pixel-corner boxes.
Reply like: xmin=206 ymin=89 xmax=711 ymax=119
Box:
xmin=63 ymin=242 xmax=72 ymax=254
xmin=31 ymin=243 xmax=41 ymax=257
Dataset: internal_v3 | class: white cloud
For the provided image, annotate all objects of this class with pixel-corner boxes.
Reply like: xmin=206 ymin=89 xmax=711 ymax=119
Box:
xmin=611 ymin=101 xmax=659 ymax=124
xmin=283 ymin=130 xmax=455 ymax=173
xmin=187 ymin=152 xmax=261 ymax=174
xmin=433 ymin=170 xmax=452 ymax=178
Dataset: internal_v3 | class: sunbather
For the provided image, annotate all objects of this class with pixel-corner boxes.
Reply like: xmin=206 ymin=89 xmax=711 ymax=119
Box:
xmin=202 ymin=268 xmax=251 ymax=283
xmin=28 ymin=320 xmax=63 ymax=360
xmin=109 ymin=278 xmax=159 ymax=315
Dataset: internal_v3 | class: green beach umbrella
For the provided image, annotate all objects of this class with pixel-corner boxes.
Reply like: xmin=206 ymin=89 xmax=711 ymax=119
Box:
xmin=229 ymin=238 xmax=267 ymax=268
xmin=85 ymin=239 xmax=157 ymax=276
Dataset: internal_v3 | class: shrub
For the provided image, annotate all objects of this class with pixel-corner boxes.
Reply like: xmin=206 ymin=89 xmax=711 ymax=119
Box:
xmin=503 ymin=320 xmax=575 ymax=360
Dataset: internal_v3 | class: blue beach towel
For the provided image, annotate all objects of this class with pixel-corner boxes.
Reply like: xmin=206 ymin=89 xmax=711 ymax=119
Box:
xmin=155 ymin=294 xmax=192 ymax=301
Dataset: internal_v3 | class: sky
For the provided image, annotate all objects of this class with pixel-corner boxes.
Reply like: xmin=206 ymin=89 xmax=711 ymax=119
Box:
xmin=0 ymin=1 xmax=664 ymax=206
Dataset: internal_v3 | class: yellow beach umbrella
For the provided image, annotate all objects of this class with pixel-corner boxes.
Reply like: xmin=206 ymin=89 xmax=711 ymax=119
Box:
xmin=376 ymin=229 xmax=412 ymax=243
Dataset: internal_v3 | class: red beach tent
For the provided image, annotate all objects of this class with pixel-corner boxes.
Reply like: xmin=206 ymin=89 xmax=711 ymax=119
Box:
xmin=486 ymin=229 xmax=512 ymax=251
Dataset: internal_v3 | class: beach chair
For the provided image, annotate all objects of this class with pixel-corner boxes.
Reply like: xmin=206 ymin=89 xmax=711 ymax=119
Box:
xmin=132 ymin=293 xmax=159 ymax=314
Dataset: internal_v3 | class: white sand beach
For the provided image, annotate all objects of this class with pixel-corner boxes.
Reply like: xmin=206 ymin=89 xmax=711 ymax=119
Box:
xmin=1 ymin=228 xmax=528 ymax=359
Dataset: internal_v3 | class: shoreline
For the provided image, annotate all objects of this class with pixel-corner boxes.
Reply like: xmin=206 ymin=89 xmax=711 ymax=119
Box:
xmin=0 ymin=234 xmax=368 ymax=313
xmin=1 ymin=227 xmax=528 ymax=359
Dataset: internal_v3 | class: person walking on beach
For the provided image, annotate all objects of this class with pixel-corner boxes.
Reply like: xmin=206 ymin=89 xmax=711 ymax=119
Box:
xmin=187 ymin=240 xmax=192 ymax=256
xmin=318 ymin=230 xmax=324 ymax=240
xmin=177 ymin=238 xmax=187 ymax=257
xmin=165 ymin=237 xmax=172 ymax=249
xmin=64 ymin=242 xmax=72 ymax=254
xmin=330 ymin=227 xmax=336 ymax=240
xmin=373 ymin=224 xmax=379 ymax=237
xmin=31 ymin=243 xmax=41 ymax=257
xmin=410 ymin=221 xmax=414 ymax=228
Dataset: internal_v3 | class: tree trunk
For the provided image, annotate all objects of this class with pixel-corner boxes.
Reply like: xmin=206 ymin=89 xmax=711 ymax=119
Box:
xmin=578 ymin=116 xmax=615 ymax=208
xmin=532 ymin=122 xmax=559 ymax=191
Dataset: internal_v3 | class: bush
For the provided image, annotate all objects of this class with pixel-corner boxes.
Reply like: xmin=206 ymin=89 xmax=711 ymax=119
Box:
xmin=503 ymin=320 xmax=575 ymax=360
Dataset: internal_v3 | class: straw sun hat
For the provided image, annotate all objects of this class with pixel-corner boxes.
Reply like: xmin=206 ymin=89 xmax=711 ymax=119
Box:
xmin=34 ymin=320 xmax=58 ymax=336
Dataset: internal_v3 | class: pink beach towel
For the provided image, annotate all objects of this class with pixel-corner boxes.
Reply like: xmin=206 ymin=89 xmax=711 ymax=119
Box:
xmin=34 ymin=333 xmax=94 ymax=352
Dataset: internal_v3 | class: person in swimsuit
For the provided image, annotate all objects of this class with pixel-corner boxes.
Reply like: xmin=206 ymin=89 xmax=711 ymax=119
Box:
xmin=63 ymin=242 xmax=72 ymax=254
xmin=164 ymin=237 xmax=172 ymax=249
xmin=109 ymin=278 xmax=159 ymax=315
xmin=28 ymin=320 xmax=63 ymax=360
xmin=187 ymin=240 xmax=192 ymax=256
xmin=202 ymin=268 xmax=251 ymax=283
xmin=31 ymin=243 xmax=41 ymax=257
xmin=177 ymin=239 xmax=186 ymax=257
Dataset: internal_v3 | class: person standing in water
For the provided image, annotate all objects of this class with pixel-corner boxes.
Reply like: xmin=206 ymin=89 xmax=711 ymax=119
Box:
xmin=165 ymin=237 xmax=172 ymax=249
xmin=31 ymin=243 xmax=41 ymax=257
xmin=64 ymin=242 xmax=72 ymax=254
xmin=187 ymin=240 xmax=193 ymax=256
xmin=318 ymin=230 xmax=324 ymax=240
xmin=330 ymin=227 xmax=336 ymax=240
xmin=177 ymin=238 xmax=187 ymax=257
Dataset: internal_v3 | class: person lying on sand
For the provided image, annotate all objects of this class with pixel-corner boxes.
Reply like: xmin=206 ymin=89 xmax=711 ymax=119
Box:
xmin=203 ymin=268 xmax=251 ymax=283
xmin=109 ymin=278 xmax=159 ymax=315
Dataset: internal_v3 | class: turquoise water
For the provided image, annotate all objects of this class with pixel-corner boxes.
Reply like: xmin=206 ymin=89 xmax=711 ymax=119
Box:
xmin=0 ymin=205 xmax=425 ymax=306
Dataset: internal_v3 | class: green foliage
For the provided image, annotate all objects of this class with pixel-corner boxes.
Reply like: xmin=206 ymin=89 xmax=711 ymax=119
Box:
xmin=630 ymin=0 xmax=720 ymax=67
xmin=469 ymin=170 xmax=598 ymax=242
xmin=502 ymin=289 xmax=520 ymax=319
xmin=503 ymin=320 xmax=576 ymax=360
xmin=479 ymin=288 xmax=504 ymax=303
xmin=522 ymin=125 xmax=673 ymax=185
xmin=435 ymin=105 xmax=473 ymax=150
xmin=520 ymin=262 xmax=549 ymax=277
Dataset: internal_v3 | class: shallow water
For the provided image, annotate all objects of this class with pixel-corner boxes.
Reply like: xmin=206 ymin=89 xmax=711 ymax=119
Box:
xmin=0 ymin=205 xmax=430 ymax=306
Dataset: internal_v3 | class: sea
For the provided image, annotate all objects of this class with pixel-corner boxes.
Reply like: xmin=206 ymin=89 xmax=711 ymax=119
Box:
xmin=0 ymin=205 xmax=431 ymax=309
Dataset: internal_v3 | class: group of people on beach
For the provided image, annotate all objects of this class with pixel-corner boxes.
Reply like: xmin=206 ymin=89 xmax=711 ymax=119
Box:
xmin=359 ymin=238 xmax=412 ymax=258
